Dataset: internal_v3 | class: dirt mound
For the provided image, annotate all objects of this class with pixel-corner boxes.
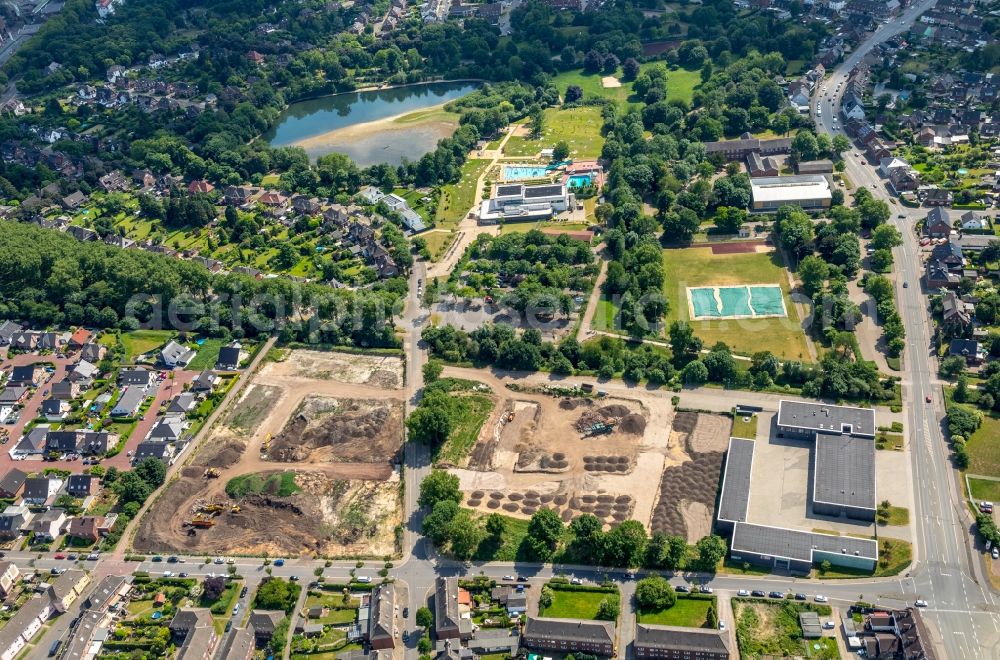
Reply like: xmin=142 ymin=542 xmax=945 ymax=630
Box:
xmin=559 ymin=398 xmax=586 ymax=411
xmin=203 ymin=440 xmax=246 ymax=469
xmin=270 ymin=398 xmax=402 ymax=463
xmin=618 ymin=413 xmax=646 ymax=434
xmin=671 ymin=411 xmax=698 ymax=434
xmin=650 ymin=449 xmax=725 ymax=542
xmin=599 ymin=404 xmax=631 ymax=417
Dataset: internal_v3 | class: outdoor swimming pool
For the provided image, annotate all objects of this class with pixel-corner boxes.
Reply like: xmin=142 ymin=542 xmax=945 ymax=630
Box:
xmin=567 ymin=174 xmax=593 ymax=188
xmin=504 ymin=165 xmax=550 ymax=180
xmin=688 ymin=284 xmax=787 ymax=319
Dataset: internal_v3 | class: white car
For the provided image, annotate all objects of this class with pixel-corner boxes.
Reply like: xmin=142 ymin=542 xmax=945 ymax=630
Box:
xmin=699 ymin=586 xmax=713 ymax=594
xmin=823 ymin=621 xmax=835 ymax=630
xmin=814 ymin=595 xmax=828 ymax=603
xmin=915 ymin=599 xmax=928 ymax=607
xmin=163 ymin=571 xmax=173 ymax=577
xmin=503 ymin=575 xmax=515 ymax=581
xmin=570 ymin=578 xmax=583 ymax=585
xmin=719 ymin=620 xmax=727 ymax=631
xmin=738 ymin=589 xmax=750 ymax=597
xmin=214 ymin=557 xmax=224 ymax=564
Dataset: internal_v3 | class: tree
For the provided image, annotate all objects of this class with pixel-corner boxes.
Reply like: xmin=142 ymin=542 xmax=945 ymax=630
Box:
xmin=871 ymin=224 xmax=902 ymax=251
xmin=485 ymin=513 xmax=506 ymax=539
xmin=422 ymin=500 xmax=460 ymax=545
xmin=693 ymin=535 xmax=727 ymax=572
xmin=448 ymin=513 xmax=483 ymax=560
xmin=523 ymin=508 xmax=564 ymax=561
xmin=662 ymin=208 xmax=700 ymax=242
xmin=134 ymin=457 xmax=166 ymax=488
xmin=602 ymin=520 xmax=647 ymax=567
xmin=622 ymin=57 xmax=641 ymax=81
xmin=416 ymin=607 xmax=434 ymax=629
xmin=706 ymin=603 xmax=719 ymax=628
xmin=714 ymin=206 xmax=747 ymax=234
xmin=422 ymin=360 xmax=443 ymax=384
xmin=939 ymin=355 xmax=967 ymax=379
xmin=407 ymin=401 xmax=453 ymax=447
xmin=858 ymin=198 xmax=890 ymax=229
xmin=596 ymin=595 xmax=620 ymax=620
xmin=635 ymin=576 xmax=676 ymax=611
xmin=418 ymin=636 xmax=433 ymax=654
xmin=529 ymin=108 xmax=545 ymax=139
xmin=798 ymin=255 xmax=829 ymax=296
xmin=255 ymin=578 xmax=298 ymax=612
xmin=539 ymin=585 xmax=554 ymax=609
xmin=565 ymin=85 xmax=584 ymax=104
xmin=419 ymin=470 xmax=462 ymax=508
xmin=569 ymin=514 xmax=605 ymax=564
xmin=870 ymin=249 xmax=893 ymax=272
xmin=111 ymin=471 xmax=152 ymax=506
xmin=203 ymin=576 xmax=226 ymax=601
xmin=552 ymin=141 xmax=570 ymax=161
xmin=682 ymin=360 xmax=708 ymax=385
xmin=948 ymin=407 xmax=981 ymax=438
xmin=832 ymin=134 xmax=851 ymax=155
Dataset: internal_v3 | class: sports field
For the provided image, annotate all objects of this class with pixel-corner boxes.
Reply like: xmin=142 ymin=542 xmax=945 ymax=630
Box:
xmin=504 ymin=107 xmax=605 ymax=159
xmin=688 ymin=285 xmax=787 ymax=319
xmin=663 ymin=246 xmax=810 ymax=359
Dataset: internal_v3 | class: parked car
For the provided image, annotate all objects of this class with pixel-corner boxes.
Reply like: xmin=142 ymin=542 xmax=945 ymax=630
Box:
xmin=794 ymin=593 xmax=807 ymax=601
xmin=823 ymin=621 xmax=835 ymax=630
xmin=814 ymin=595 xmax=828 ymax=603
xmin=214 ymin=557 xmax=224 ymax=564
xmin=179 ymin=572 xmax=189 ymax=578
xmin=289 ymin=575 xmax=300 ymax=581
xmin=719 ymin=620 xmax=726 ymax=631
xmin=152 ymin=556 xmax=163 ymax=562
xmin=54 ymin=554 xmax=65 ymax=560
xmin=240 ymin=586 xmax=249 ymax=598
xmin=163 ymin=571 xmax=173 ymax=577
xmin=992 ymin=547 xmax=998 ymax=560
xmin=915 ymin=599 xmax=928 ymax=607
xmin=167 ymin=556 xmax=178 ymax=563
xmin=768 ymin=591 xmax=784 ymax=599
xmin=273 ymin=559 xmax=285 ymax=566
xmin=751 ymin=590 xmax=766 ymax=598
xmin=503 ymin=575 xmax=515 ymax=581
xmin=675 ymin=585 xmax=690 ymax=593
xmin=570 ymin=578 xmax=583 ymax=585
xmin=738 ymin=589 xmax=751 ymax=597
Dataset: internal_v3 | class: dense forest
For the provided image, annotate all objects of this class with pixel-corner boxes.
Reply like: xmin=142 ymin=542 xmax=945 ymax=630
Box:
xmin=0 ymin=221 xmax=403 ymax=347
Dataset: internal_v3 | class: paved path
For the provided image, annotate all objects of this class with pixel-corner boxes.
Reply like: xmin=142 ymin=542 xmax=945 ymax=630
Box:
xmin=576 ymin=259 xmax=608 ymax=343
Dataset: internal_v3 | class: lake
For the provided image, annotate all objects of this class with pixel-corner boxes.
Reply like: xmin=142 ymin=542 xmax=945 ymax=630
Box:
xmin=264 ymin=81 xmax=479 ymax=167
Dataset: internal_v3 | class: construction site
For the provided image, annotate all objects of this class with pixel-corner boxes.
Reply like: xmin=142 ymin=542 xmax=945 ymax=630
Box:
xmin=133 ymin=350 xmax=406 ymax=557
xmin=442 ymin=367 xmax=732 ymax=536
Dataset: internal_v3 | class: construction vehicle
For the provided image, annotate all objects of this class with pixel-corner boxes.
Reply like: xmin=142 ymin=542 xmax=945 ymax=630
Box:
xmin=260 ymin=433 xmax=271 ymax=453
xmin=507 ymin=412 xmax=515 ymax=422
xmin=184 ymin=516 xmax=216 ymax=528
xmin=203 ymin=468 xmax=220 ymax=479
xmin=230 ymin=505 xmax=241 ymax=514
xmin=583 ymin=421 xmax=616 ymax=437
xmin=198 ymin=504 xmax=225 ymax=515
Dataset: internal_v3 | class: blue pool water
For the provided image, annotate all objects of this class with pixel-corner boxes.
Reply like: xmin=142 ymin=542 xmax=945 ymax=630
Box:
xmin=568 ymin=174 xmax=593 ymax=188
xmin=505 ymin=165 xmax=549 ymax=180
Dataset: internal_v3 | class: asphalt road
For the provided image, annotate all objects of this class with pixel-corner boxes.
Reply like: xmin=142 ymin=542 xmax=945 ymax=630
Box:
xmin=815 ymin=3 xmax=1000 ymax=655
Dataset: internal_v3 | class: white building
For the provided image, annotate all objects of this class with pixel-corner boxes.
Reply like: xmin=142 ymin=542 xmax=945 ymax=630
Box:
xmin=478 ymin=183 xmax=573 ymax=224
xmin=750 ymin=175 xmax=832 ymax=212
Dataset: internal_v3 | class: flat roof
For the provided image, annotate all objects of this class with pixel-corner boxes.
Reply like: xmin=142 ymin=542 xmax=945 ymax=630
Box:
xmin=731 ymin=522 xmax=878 ymax=564
xmin=813 ymin=433 xmax=876 ymax=511
xmin=750 ymin=175 xmax=832 ymax=203
xmin=496 ymin=184 xmax=522 ymax=197
xmin=777 ymin=400 xmax=876 ymax=437
xmin=718 ymin=437 xmax=754 ymax=524
xmin=523 ymin=184 xmax=564 ymax=199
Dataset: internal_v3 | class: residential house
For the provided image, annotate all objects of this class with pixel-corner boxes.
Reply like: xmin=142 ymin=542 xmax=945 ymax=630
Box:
xmin=188 ymin=180 xmax=215 ymax=195
xmin=0 ymin=562 xmax=21 ymax=599
xmin=0 ymin=321 xmax=21 ymax=346
xmin=25 ymin=509 xmax=66 ymax=540
xmin=960 ymin=211 xmax=991 ymax=232
xmin=0 ymin=506 xmax=30 ymax=541
xmin=8 ymin=366 xmax=40 ymax=387
xmin=0 ymin=470 xmax=27 ymax=499
xmin=888 ymin=167 xmax=920 ymax=193
xmin=78 ymin=431 xmax=113 ymax=455
xmin=40 ymin=398 xmax=69 ymax=421
xmin=0 ymin=387 xmax=27 ymax=406
xmin=787 ymin=81 xmax=811 ymax=110
xmin=927 ymin=260 xmax=961 ymax=290
xmin=367 ymin=583 xmax=396 ymax=650
xmin=248 ymin=610 xmax=286 ymax=646
xmin=490 ymin=586 xmax=527 ymax=615
xmin=69 ymin=359 xmax=99 ymax=383
xmin=191 ymin=371 xmax=218 ymax=393
xmin=166 ymin=393 xmax=197 ymax=414
xmin=13 ymin=426 xmax=49 ymax=457
xmin=22 ymin=477 xmax=62 ymax=504
xmin=925 ymin=208 xmax=952 ymax=237
xmin=111 ymin=387 xmax=146 ymax=417
xmin=50 ymin=379 xmax=80 ymax=401
xmin=66 ymin=474 xmax=100 ymax=498
xmin=37 ymin=332 xmax=62 ymax=351
xmin=68 ymin=328 xmax=92 ymax=348
xmin=522 ymin=617 xmax=615 ymax=656
xmin=80 ymin=342 xmax=106 ymax=363
xmin=148 ymin=417 xmax=185 ymax=442
xmin=746 ymin=152 xmax=779 ymax=177
xmin=7 ymin=332 xmax=38 ymax=351
xmin=949 ymin=339 xmax=986 ymax=365
xmin=170 ymin=608 xmax=219 ymax=659
xmin=119 ymin=369 xmax=155 ymax=389
xmin=160 ymin=341 xmax=196 ymax=368
xmin=48 ymin=569 xmax=90 ymax=613
xmin=216 ymin=346 xmax=240 ymax=370
xmin=435 ymin=577 xmax=472 ymax=641
xmin=924 ymin=188 xmax=954 ymax=206
xmin=134 ymin=441 xmax=170 ymax=462
xmin=942 ymin=290 xmax=973 ymax=331
xmin=0 ymin=594 xmax=54 ymax=660
xmin=61 ymin=191 xmax=87 ymax=210
xmin=217 ymin=626 xmax=255 ymax=660
xmin=634 ymin=623 xmax=732 ymax=659
xmin=292 ymin=195 xmax=321 ymax=215
xmin=65 ymin=516 xmax=105 ymax=544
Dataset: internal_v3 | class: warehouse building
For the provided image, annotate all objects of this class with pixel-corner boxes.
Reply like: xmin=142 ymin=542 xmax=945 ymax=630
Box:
xmin=716 ymin=400 xmax=880 ymax=574
xmin=749 ymin=175 xmax=832 ymax=211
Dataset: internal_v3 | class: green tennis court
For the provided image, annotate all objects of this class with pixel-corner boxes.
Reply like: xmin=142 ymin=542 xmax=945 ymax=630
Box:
xmin=688 ymin=285 xmax=786 ymax=319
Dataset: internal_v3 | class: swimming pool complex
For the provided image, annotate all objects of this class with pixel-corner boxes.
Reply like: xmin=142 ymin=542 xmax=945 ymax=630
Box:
xmin=567 ymin=174 xmax=594 ymax=188
xmin=687 ymin=284 xmax=787 ymax=319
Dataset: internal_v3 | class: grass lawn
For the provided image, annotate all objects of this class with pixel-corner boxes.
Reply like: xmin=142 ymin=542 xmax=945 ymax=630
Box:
xmin=436 ymin=159 xmax=490 ymax=229
xmin=504 ymin=107 xmax=605 ymax=160
xmin=663 ymin=67 xmax=702 ymax=104
xmin=261 ymin=173 xmax=281 ymax=186
xmin=434 ymin=393 xmax=495 ymax=465
xmin=661 ymin=246 xmax=810 ymax=360
xmin=590 ymin=296 xmax=626 ymax=335
xmin=969 ymin=478 xmax=1000 ymax=502
xmin=879 ymin=506 xmax=910 ymax=526
xmin=964 ymin=413 xmax=1000 ymax=477
xmin=734 ymin=601 xmax=834 ymax=658
xmin=471 ymin=512 xmax=531 ymax=562
xmin=638 ymin=595 xmax=715 ymax=628
xmin=539 ymin=588 xmax=614 ymax=620
xmin=731 ymin=414 xmax=757 ymax=439
xmin=101 ymin=330 xmax=175 ymax=363
xmin=421 ymin=230 xmax=455 ymax=261
xmin=816 ymin=537 xmax=911 ymax=578
xmin=551 ymin=69 xmax=637 ymax=105
xmin=393 ymin=107 xmax=459 ymax=124
xmin=186 ymin=339 xmax=224 ymax=371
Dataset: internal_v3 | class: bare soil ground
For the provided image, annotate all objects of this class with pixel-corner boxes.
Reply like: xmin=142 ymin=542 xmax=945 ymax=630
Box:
xmin=134 ymin=349 xmax=404 ymax=557
xmin=649 ymin=412 xmax=728 ymax=542
xmin=270 ymin=396 xmax=404 ymax=463
xmin=452 ymin=377 xmax=670 ymax=529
